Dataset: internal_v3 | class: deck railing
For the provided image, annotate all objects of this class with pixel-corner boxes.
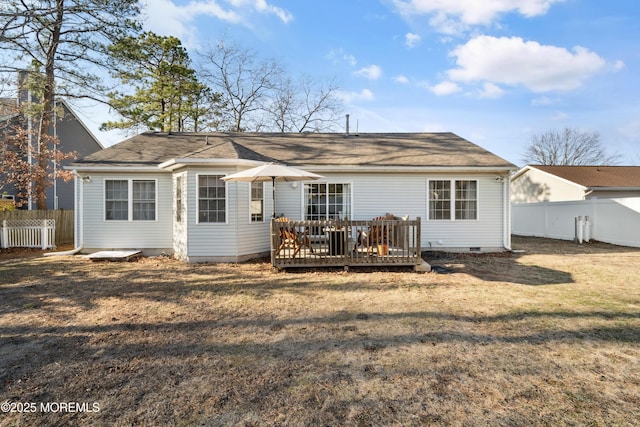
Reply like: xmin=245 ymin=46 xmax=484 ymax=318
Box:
xmin=271 ymin=217 xmax=421 ymax=269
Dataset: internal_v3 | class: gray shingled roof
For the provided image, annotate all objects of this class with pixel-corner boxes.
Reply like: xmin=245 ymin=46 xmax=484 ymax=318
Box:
xmin=72 ymin=132 xmax=515 ymax=169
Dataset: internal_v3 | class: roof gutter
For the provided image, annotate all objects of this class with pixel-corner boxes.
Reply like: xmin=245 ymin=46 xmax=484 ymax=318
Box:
xmin=297 ymin=165 xmax=517 ymax=174
xmin=586 ymin=186 xmax=640 ymax=191
xmin=65 ymin=165 xmax=162 ymax=173
xmin=158 ymin=158 xmax=267 ymax=171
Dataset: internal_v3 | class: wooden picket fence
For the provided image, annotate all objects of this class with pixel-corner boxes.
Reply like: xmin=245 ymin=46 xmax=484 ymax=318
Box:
xmin=0 ymin=210 xmax=74 ymax=246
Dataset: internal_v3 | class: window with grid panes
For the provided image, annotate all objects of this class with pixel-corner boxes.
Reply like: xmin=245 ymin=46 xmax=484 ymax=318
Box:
xmin=428 ymin=179 xmax=477 ymax=220
xmin=304 ymin=183 xmax=351 ymax=220
xmin=175 ymin=175 xmax=183 ymax=223
xmin=250 ymin=182 xmax=264 ymax=222
xmin=455 ymin=180 xmax=477 ymax=220
xmin=105 ymin=180 xmax=129 ymax=221
xmin=133 ymin=180 xmax=156 ymax=221
xmin=198 ymin=175 xmax=226 ymax=223
xmin=428 ymin=180 xmax=451 ymax=220
xmin=105 ymin=179 xmax=156 ymax=221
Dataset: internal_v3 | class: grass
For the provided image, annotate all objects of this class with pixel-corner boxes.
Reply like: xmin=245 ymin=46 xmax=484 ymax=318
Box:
xmin=1 ymin=236 xmax=639 ymax=426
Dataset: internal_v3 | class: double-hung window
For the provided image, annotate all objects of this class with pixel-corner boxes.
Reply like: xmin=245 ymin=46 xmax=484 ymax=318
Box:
xmin=175 ymin=175 xmax=183 ymax=223
xmin=428 ymin=179 xmax=477 ymax=220
xmin=198 ymin=175 xmax=226 ymax=223
xmin=305 ymin=183 xmax=351 ymax=220
xmin=250 ymin=182 xmax=264 ymax=222
xmin=105 ymin=179 xmax=156 ymax=221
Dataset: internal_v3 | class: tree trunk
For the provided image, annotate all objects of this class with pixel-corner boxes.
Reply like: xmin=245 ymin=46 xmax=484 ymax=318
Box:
xmin=35 ymin=0 xmax=64 ymax=210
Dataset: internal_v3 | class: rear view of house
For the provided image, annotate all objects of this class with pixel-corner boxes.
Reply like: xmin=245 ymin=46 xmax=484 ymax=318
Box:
xmin=70 ymin=132 xmax=516 ymax=262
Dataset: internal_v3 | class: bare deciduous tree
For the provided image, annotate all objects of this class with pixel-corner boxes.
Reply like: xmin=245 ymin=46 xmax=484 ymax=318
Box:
xmin=522 ymin=127 xmax=620 ymax=166
xmin=265 ymin=74 xmax=342 ymax=132
xmin=198 ymin=39 xmax=284 ymax=132
xmin=198 ymin=38 xmax=342 ymax=133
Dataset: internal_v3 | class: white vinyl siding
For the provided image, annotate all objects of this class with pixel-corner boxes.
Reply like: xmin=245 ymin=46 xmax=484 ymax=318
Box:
xmin=511 ymin=167 xmax=584 ymax=203
xmin=81 ymin=174 xmax=172 ymax=251
xmin=247 ymin=172 xmax=506 ymax=254
xmin=276 ymin=173 xmax=506 ymax=250
xmin=79 ymin=169 xmax=510 ymax=259
xmin=188 ymin=169 xmax=239 ymax=258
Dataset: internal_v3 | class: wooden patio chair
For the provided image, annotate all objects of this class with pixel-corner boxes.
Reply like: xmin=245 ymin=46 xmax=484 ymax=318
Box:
xmin=274 ymin=217 xmax=313 ymax=257
xmin=353 ymin=214 xmax=395 ymax=255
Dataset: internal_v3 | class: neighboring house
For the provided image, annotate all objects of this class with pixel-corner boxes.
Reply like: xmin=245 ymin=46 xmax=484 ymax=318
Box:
xmin=70 ymin=132 xmax=516 ymax=262
xmin=511 ymin=165 xmax=640 ymax=203
xmin=0 ymin=87 xmax=104 ymax=209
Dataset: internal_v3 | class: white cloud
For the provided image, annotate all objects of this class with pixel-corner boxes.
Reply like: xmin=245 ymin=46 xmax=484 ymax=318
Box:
xmin=612 ymin=60 xmax=625 ymax=71
xmin=354 ymin=64 xmax=383 ymax=80
xmin=227 ymin=0 xmax=293 ymax=23
xmin=405 ymin=32 xmax=421 ymax=48
xmin=336 ymin=89 xmax=375 ymax=103
xmin=394 ymin=75 xmax=410 ymax=84
xmin=447 ymin=36 xmax=607 ymax=92
xmin=477 ymin=82 xmax=504 ymax=99
xmin=429 ymin=81 xmax=461 ymax=95
xmin=141 ymin=0 xmax=292 ymax=46
xmin=327 ymin=48 xmax=357 ymax=67
xmin=392 ymin=0 xmax=565 ymax=34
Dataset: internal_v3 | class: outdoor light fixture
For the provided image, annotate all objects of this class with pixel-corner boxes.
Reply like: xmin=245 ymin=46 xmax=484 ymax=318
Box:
xmin=81 ymin=176 xmax=92 ymax=183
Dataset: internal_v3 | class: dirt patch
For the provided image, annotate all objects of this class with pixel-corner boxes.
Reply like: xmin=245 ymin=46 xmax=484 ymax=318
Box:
xmin=1 ymin=236 xmax=639 ymax=425
xmin=0 ymin=244 xmax=74 ymax=261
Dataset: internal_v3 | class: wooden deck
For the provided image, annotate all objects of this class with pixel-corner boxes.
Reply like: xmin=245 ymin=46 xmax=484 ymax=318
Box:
xmin=270 ymin=218 xmax=421 ymax=269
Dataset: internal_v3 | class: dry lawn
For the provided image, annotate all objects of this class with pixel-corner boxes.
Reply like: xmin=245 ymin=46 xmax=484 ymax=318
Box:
xmin=1 ymin=236 xmax=639 ymax=426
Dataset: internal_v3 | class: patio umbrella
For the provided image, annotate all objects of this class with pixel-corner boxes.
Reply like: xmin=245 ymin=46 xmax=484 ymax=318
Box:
xmin=221 ymin=162 xmax=323 ymax=217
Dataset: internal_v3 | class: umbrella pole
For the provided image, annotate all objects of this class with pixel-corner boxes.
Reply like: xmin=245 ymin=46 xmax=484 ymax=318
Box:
xmin=272 ymin=176 xmax=276 ymax=218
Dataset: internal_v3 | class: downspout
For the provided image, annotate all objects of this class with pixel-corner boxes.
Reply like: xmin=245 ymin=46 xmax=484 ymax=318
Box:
xmin=503 ymin=175 xmax=512 ymax=250
xmin=44 ymin=170 xmax=83 ymax=256
xmin=235 ymin=181 xmax=240 ymax=263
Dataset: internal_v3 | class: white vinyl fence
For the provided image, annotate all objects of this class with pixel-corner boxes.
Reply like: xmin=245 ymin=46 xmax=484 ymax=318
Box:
xmin=1 ymin=219 xmax=56 ymax=249
xmin=512 ymin=198 xmax=640 ymax=248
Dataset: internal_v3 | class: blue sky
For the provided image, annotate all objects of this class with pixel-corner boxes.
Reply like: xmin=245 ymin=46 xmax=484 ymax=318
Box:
xmin=82 ymin=0 xmax=640 ymax=166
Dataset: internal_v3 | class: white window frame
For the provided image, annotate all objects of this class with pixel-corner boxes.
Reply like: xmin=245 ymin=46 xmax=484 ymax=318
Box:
xmin=303 ymin=182 xmax=353 ymax=220
xmin=196 ymin=174 xmax=228 ymax=224
xmin=250 ymin=181 xmax=265 ymax=223
xmin=175 ymin=174 xmax=184 ymax=224
xmin=104 ymin=178 xmax=158 ymax=222
xmin=427 ymin=179 xmax=479 ymax=221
